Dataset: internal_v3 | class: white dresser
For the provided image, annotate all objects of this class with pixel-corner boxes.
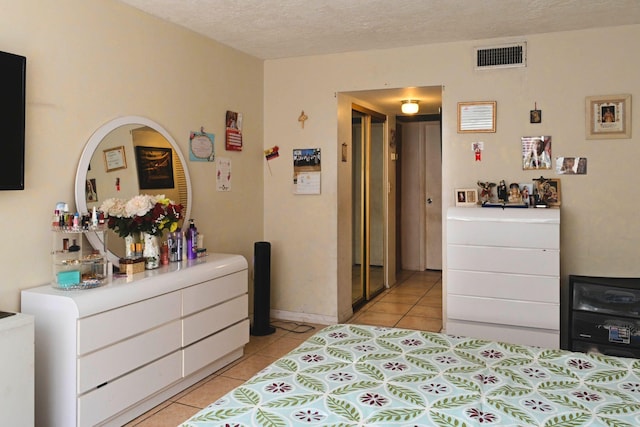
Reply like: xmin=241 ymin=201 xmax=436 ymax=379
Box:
xmin=21 ymin=253 xmax=249 ymax=427
xmin=446 ymin=207 xmax=560 ymax=348
xmin=0 ymin=312 xmax=34 ymax=426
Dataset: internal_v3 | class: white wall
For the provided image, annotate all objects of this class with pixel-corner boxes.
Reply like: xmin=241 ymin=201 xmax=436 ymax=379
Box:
xmin=265 ymin=25 xmax=640 ymax=323
xmin=0 ymin=0 xmax=264 ymax=312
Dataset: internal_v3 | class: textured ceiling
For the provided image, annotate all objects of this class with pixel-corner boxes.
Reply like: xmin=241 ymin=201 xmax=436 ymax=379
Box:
xmin=115 ymin=0 xmax=640 ymax=115
xmin=117 ymin=0 xmax=640 ymax=60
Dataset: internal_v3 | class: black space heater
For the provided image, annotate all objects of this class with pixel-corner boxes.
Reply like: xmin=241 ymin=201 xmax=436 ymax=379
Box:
xmin=251 ymin=241 xmax=275 ymax=336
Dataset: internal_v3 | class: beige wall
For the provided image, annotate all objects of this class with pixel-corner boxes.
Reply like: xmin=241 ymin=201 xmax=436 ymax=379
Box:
xmin=265 ymin=25 xmax=640 ymax=323
xmin=0 ymin=0 xmax=264 ymax=312
xmin=1 ymin=1 xmax=638 ymax=325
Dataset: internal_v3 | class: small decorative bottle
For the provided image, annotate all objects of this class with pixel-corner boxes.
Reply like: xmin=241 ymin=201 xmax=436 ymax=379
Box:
xmin=68 ymin=239 xmax=81 ymax=252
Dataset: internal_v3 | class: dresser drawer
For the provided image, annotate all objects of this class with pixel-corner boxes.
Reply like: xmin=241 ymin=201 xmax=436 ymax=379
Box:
xmin=448 ymin=245 xmax=558 ymax=277
xmin=77 ymin=291 xmax=181 ymax=355
xmin=448 ymin=295 xmax=559 ymax=330
xmin=183 ymin=319 xmax=249 ymax=377
xmin=78 ymin=351 xmax=181 ymax=427
xmin=571 ymin=311 xmax=640 ymax=349
xmin=447 ymin=319 xmax=559 ymax=349
xmin=447 ymin=209 xmax=559 ymax=249
xmin=183 ymin=294 xmax=248 ymax=346
xmin=448 ymin=270 xmax=558 ymax=303
xmin=77 ymin=320 xmax=181 ymax=394
xmin=183 ymin=271 xmax=247 ymax=316
xmin=572 ymin=282 xmax=640 ymax=319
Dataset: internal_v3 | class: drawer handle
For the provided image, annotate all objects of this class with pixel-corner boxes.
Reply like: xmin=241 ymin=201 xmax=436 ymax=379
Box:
xmin=579 ymin=334 xmax=592 ymax=338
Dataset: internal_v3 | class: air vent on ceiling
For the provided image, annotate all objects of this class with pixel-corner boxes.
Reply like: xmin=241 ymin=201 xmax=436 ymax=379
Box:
xmin=475 ymin=42 xmax=526 ymax=70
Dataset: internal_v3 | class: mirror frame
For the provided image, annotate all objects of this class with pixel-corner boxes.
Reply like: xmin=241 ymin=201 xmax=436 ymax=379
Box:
xmin=75 ymin=116 xmax=192 ymax=267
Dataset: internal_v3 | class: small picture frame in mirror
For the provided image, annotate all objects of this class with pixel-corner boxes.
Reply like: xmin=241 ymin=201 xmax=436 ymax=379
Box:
xmin=103 ymin=145 xmax=127 ymax=172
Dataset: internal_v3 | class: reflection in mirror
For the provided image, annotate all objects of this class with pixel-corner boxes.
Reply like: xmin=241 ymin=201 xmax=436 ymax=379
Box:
xmin=351 ymin=106 xmax=386 ymax=308
xmin=75 ymin=116 xmax=191 ymax=267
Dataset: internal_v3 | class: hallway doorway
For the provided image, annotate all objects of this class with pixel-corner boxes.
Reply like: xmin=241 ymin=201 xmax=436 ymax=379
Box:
xmin=397 ymin=118 xmax=442 ymax=272
xmin=337 ymin=86 xmax=443 ymax=321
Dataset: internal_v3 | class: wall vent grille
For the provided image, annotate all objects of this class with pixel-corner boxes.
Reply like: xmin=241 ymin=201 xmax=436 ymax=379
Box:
xmin=475 ymin=42 xmax=526 ymax=70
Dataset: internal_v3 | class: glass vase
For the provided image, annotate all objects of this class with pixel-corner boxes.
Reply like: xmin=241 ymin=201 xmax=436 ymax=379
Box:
xmin=142 ymin=232 xmax=160 ymax=269
xmin=124 ymin=233 xmax=140 ymax=258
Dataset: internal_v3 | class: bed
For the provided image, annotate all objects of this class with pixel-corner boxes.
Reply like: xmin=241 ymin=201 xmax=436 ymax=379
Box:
xmin=180 ymin=324 xmax=640 ymax=426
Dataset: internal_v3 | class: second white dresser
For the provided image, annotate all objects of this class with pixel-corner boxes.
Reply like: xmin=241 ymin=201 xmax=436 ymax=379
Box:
xmin=446 ymin=207 xmax=560 ymax=348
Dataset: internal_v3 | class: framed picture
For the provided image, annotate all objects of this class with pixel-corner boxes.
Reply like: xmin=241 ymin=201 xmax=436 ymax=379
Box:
xmin=455 ymin=188 xmax=478 ymax=207
xmin=519 ymin=183 xmax=533 ymax=205
xmin=458 ymin=101 xmax=496 ymax=133
xmin=530 ymin=109 xmax=541 ymax=124
xmin=135 ymin=146 xmax=175 ymax=189
xmin=522 ymin=136 xmax=552 ymax=170
xmin=533 ymin=177 xmax=561 ymax=206
xmin=585 ymin=94 xmax=631 ymax=139
xmin=556 ymin=156 xmax=588 ymax=175
xmin=85 ymin=178 xmax=98 ymax=203
xmin=103 ymin=145 xmax=127 ymax=172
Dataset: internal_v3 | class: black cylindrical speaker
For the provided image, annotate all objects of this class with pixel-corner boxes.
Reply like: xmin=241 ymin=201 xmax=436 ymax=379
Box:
xmin=251 ymin=241 xmax=275 ymax=336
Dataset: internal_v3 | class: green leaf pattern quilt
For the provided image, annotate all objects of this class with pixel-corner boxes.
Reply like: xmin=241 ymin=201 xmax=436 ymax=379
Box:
xmin=181 ymin=324 xmax=640 ymax=426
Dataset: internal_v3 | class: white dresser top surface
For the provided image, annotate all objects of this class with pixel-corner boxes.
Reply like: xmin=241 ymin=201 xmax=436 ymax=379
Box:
xmin=21 ymin=253 xmax=247 ymax=318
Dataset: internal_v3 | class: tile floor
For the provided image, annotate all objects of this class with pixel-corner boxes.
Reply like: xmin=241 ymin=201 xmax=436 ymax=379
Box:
xmin=124 ymin=269 xmax=442 ymax=426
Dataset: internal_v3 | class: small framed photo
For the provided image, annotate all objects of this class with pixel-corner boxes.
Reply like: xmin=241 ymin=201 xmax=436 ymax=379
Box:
xmin=522 ymin=136 xmax=552 ymax=170
xmin=455 ymin=188 xmax=478 ymax=207
xmin=533 ymin=177 xmax=561 ymax=207
xmin=556 ymin=157 xmax=587 ymax=175
xmin=530 ymin=109 xmax=541 ymax=123
xmin=585 ymin=94 xmax=631 ymax=139
xmin=457 ymin=101 xmax=496 ymax=133
xmin=519 ymin=183 xmax=533 ymax=205
xmin=103 ymin=145 xmax=127 ymax=172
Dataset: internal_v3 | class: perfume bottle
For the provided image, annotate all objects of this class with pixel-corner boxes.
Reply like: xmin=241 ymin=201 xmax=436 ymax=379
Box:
xmin=186 ymin=219 xmax=198 ymax=260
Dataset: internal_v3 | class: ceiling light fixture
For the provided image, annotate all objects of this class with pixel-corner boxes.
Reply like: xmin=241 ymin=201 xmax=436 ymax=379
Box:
xmin=401 ymin=100 xmax=419 ymax=115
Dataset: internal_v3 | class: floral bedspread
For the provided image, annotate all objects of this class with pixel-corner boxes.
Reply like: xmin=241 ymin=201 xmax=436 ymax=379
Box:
xmin=181 ymin=324 xmax=640 ymax=426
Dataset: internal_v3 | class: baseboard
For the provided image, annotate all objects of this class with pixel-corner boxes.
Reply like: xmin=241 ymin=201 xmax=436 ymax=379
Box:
xmin=269 ymin=309 xmax=337 ymax=325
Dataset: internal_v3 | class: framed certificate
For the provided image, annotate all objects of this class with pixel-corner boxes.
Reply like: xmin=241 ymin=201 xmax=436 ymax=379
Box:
xmin=103 ymin=146 xmax=127 ymax=172
xmin=458 ymin=101 xmax=497 ymax=133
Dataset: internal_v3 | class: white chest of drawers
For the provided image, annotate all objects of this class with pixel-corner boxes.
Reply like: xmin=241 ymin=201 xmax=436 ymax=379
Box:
xmin=446 ymin=207 xmax=560 ymax=348
xmin=21 ymin=253 xmax=249 ymax=427
xmin=0 ymin=312 xmax=34 ymax=426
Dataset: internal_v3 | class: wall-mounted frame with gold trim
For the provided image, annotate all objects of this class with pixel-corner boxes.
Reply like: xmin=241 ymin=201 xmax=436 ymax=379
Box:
xmin=458 ymin=101 xmax=496 ymax=133
xmin=585 ymin=94 xmax=631 ymax=139
xmin=103 ymin=145 xmax=127 ymax=172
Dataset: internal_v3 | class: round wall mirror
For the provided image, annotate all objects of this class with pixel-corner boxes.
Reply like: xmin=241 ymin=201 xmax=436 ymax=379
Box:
xmin=75 ymin=116 xmax=192 ymax=266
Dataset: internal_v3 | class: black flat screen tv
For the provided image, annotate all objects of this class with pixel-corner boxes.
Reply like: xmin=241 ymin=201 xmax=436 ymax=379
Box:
xmin=0 ymin=50 xmax=26 ymax=190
